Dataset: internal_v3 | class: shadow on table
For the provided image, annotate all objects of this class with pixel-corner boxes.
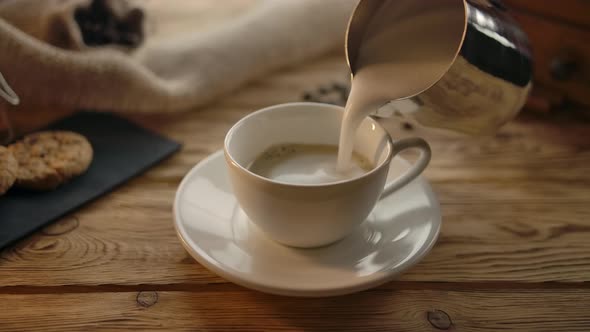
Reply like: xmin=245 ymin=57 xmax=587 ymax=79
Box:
xmin=233 ymin=288 xmax=426 ymax=331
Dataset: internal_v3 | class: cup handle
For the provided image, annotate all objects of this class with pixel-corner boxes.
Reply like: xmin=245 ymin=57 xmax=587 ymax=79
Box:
xmin=380 ymin=137 xmax=431 ymax=198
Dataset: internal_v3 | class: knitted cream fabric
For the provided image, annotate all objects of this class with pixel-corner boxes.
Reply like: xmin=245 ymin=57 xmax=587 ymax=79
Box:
xmin=0 ymin=0 xmax=357 ymax=114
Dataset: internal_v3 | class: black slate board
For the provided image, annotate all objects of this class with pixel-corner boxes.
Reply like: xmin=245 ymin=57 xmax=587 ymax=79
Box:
xmin=0 ymin=112 xmax=181 ymax=250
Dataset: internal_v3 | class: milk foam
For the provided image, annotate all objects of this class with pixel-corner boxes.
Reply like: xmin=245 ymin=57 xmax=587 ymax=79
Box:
xmin=249 ymin=144 xmax=371 ymax=185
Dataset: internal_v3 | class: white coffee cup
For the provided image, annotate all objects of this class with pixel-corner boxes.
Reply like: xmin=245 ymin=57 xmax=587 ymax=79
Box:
xmin=224 ymin=102 xmax=431 ymax=248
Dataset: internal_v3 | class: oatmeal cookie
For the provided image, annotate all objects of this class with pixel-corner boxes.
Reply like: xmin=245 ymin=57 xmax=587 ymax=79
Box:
xmin=9 ymin=131 xmax=93 ymax=191
xmin=0 ymin=146 xmax=18 ymax=194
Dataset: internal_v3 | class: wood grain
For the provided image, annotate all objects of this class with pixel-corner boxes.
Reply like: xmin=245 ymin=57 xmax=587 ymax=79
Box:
xmin=0 ymin=289 xmax=589 ymax=331
xmin=1 ymin=201 xmax=589 ymax=287
xmin=2 ymin=53 xmax=590 ymax=288
xmin=1 ymin=2 xmax=590 ymax=331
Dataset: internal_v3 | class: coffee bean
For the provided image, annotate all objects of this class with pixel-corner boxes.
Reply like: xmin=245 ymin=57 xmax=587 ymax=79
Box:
xmin=402 ymin=122 xmax=414 ymax=130
xmin=74 ymin=0 xmax=145 ymax=48
xmin=332 ymin=82 xmax=348 ymax=92
xmin=302 ymin=92 xmax=313 ymax=101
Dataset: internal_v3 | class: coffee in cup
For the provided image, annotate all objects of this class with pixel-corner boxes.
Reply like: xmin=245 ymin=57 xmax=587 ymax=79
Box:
xmin=249 ymin=143 xmax=372 ymax=185
xmin=224 ymin=102 xmax=430 ymax=248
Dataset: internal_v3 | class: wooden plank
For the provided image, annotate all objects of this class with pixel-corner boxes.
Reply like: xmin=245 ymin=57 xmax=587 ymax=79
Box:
xmin=0 ymin=289 xmax=588 ymax=331
xmin=2 ymin=20 xmax=590 ymax=285
xmin=2 ymin=54 xmax=589 ymax=287
xmin=408 ymin=203 xmax=590 ymax=282
xmin=0 ymin=2 xmax=589 ymax=329
xmin=1 ymin=201 xmax=589 ymax=287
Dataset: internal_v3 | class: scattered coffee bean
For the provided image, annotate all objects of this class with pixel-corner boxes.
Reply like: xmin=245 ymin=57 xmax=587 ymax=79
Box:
xmin=301 ymin=81 xmax=351 ymax=105
xmin=332 ymin=82 xmax=348 ymax=92
xmin=402 ymin=122 xmax=414 ymax=130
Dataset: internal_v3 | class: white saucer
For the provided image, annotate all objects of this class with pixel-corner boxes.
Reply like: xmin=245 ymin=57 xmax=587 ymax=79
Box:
xmin=173 ymin=150 xmax=441 ymax=297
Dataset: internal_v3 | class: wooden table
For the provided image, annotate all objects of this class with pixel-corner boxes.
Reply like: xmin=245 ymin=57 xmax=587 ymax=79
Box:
xmin=2 ymin=2 xmax=590 ymax=331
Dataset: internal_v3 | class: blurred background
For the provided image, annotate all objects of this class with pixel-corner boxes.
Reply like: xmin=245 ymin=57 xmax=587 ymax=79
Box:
xmin=1 ymin=0 xmax=589 ymax=137
xmin=502 ymin=0 xmax=590 ymax=114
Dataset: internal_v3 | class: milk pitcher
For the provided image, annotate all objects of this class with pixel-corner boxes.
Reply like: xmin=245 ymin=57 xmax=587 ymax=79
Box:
xmin=346 ymin=0 xmax=533 ymax=135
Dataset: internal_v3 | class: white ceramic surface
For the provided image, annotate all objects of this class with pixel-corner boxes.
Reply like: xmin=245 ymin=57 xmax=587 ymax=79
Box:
xmin=174 ymin=150 xmax=441 ymax=297
xmin=224 ymin=102 xmax=430 ymax=248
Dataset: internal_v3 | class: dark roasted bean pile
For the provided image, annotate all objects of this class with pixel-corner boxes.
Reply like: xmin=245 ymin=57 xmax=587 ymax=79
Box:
xmin=74 ymin=0 xmax=145 ymax=48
